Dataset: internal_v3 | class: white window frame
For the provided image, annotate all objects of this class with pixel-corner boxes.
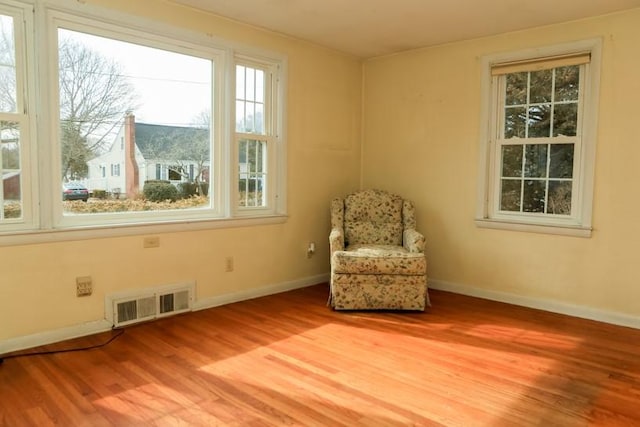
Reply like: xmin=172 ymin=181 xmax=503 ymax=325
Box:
xmin=46 ymin=9 xmax=226 ymax=229
xmin=0 ymin=1 xmax=38 ymax=233
xmin=232 ymin=57 xmax=282 ymax=217
xmin=0 ymin=0 xmax=287 ymax=246
xmin=476 ymin=39 xmax=602 ymax=238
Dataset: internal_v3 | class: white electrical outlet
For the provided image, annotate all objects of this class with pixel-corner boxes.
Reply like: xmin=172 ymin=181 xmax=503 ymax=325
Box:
xmin=307 ymin=242 xmax=316 ymax=258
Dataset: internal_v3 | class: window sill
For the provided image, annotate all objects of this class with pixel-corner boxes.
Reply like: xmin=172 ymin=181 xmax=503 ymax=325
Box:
xmin=0 ymin=214 xmax=288 ymax=247
xmin=474 ymin=218 xmax=592 ymax=238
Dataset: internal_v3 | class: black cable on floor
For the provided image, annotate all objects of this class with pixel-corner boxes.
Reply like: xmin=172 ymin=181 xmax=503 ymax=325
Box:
xmin=0 ymin=328 xmax=125 ymax=364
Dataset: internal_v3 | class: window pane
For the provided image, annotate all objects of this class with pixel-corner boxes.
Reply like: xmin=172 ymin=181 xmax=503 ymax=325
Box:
xmin=238 ymin=139 xmax=266 ymax=207
xmin=1 ymin=146 xmax=19 ymax=169
xmin=504 ymin=106 xmax=526 ymax=138
xmin=501 ymin=145 xmax=523 ymax=177
xmin=2 ymin=179 xmax=22 ymax=218
xmin=236 ymin=65 xmax=245 ymax=100
xmin=236 ymin=100 xmax=246 ymax=132
xmin=527 ymin=105 xmax=551 ymax=138
xmin=254 ymin=103 xmax=264 ymax=134
xmin=58 ymin=29 xmax=212 ymax=215
xmin=554 ymin=66 xmax=579 ymax=102
xmin=3 ymin=176 xmax=21 ymax=219
xmin=505 ymin=72 xmax=527 ymax=106
xmin=500 ymin=179 xmax=521 ymax=212
xmin=553 ymin=103 xmax=578 ymax=137
xmin=0 ymin=15 xmax=17 ymax=113
xmin=168 ymin=167 xmax=181 ymax=181
xmin=1 ymin=121 xmax=21 ymax=220
xmin=549 ymin=144 xmax=574 ymax=178
xmin=523 ymin=180 xmax=546 ymax=213
xmin=247 ymin=102 xmax=256 ymax=132
xmin=255 ymin=69 xmax=265 ymax=103
xmin=529 ymin=70 xmax=552 ymax=103
xmin=524 ymin=144 xmax=548 ymax=178
xmin=254 ymin=140 xmax=263 ymax=173
xmin=246 ymin=67 xmax=255 ymax=102
xmin=1 ymin=126 xmax=19 ymax=170
xmin=235 ymin=65 xmax=266 ymax=135
xmin=547 ymin=180 xmax=572 ymax=215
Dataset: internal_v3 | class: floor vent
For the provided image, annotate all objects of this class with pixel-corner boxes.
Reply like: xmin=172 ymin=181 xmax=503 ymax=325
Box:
xmin=106 ymin=282 xmax=195 ymax=327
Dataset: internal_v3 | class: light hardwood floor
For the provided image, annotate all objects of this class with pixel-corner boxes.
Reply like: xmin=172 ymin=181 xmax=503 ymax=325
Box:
xmin=1 ymin=284 xmax=640 ymax=426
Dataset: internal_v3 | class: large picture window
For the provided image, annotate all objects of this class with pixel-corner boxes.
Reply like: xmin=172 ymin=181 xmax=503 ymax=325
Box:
xmin=0 ymin=1 xmax=286 ymax=243
xmin=56 ymin=27 xmax=213 ymax=222
xmin=477 ymin=41 xmax=601 ymax=237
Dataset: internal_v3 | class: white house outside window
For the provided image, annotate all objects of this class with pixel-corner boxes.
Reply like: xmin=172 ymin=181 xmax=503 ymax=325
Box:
xmin=476 ymin=40 xmax=601 ymax=237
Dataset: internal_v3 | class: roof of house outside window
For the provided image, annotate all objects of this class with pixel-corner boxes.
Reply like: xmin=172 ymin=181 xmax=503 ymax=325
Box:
xmin=133 ymin=122 xmax=209 ymax=159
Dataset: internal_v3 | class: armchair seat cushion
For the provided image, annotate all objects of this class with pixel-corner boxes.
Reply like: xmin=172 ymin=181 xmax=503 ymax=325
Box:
xmin=332 ymin=244 xmax=427 ymax=275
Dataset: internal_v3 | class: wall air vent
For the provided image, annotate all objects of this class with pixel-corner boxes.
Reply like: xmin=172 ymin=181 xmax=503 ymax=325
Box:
xmin=106 ymin=282 xmax=195 ymax=328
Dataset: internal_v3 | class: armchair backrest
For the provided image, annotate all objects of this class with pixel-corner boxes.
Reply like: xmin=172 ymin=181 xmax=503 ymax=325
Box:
xmin=343 ymin=189 xmax=404 ymax=246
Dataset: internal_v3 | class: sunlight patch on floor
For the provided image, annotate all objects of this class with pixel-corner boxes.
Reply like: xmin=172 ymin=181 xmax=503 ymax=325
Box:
xmin=466 ymin=324 xmax=584 ymax=351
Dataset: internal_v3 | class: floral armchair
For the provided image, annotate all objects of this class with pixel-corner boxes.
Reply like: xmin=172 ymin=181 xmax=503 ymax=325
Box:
xmin=329 ymin=189 xmax=430 ymax=310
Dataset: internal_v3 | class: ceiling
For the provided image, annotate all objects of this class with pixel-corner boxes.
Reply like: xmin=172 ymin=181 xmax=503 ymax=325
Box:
xmin=169 ymin=0 xmax=640 ymax=58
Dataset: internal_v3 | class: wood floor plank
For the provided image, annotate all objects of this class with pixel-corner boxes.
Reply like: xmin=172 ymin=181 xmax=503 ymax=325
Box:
xmin=2 ymin=284 xmax=640 ymax=426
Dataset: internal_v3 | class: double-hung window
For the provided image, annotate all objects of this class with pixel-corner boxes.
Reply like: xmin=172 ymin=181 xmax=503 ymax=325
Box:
xmin=235 ymin=62 xmax=271 ymax=210
xmin=0 ymin=0 xmax=286 ymax=244
xmin=477 ymin=40 xmax=601 ymax=237
xmin=0 ymin=2 xmax=34 ymax=232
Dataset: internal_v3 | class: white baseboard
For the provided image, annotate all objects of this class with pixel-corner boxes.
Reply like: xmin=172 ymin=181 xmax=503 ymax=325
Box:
xmin=0 ymin=273 xmax=330 ymax=356
xmin=193 ymin=273 xmax=329 ymax=311
xmin=429 ymin=279 xmax=640 ymax=330
xmin=0 ymin=319 xmax=113 ymax=356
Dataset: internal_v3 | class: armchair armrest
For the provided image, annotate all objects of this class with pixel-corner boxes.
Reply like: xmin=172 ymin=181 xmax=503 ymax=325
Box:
xmin=403 ymin=229 xmax=425 ymax=253
xmin=329 ymin=227 xmax=345 ymax=255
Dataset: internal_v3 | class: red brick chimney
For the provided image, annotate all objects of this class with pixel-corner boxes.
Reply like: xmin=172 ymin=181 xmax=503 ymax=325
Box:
xmin=124 ymin=113 xmax=139 ymax=198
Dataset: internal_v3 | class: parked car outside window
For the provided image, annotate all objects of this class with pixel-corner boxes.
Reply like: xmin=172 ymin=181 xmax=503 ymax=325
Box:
xmin=62 ymin=182 xmax=89 ymax=202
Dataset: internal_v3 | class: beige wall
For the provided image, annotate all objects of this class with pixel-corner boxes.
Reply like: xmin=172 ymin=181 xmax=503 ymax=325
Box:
xmin=0 ymin=0 xmax=362 ymax=342
xmin=362 ymin=8 xmax=640 ymax=318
